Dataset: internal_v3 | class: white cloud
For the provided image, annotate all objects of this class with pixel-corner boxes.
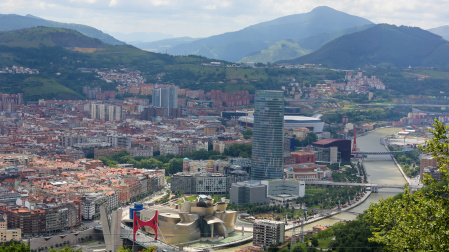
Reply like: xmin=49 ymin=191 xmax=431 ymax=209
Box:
xmin=108 ymin=0 xmax=117 ymax=7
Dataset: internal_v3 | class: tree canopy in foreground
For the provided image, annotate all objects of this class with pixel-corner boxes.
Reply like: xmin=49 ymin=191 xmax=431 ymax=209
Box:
xmin=365 ymin=118 xmax=449 ymax=251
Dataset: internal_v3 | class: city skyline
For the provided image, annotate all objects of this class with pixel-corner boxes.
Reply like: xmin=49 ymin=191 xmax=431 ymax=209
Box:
xmin=1 ymin=1 xmax=448 ymax=39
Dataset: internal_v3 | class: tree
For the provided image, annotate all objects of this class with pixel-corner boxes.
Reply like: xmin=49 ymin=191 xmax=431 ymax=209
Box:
xmin=310 ymin=237 xmax=318 ymax=247
xmin=329 ymin=218 xmax=382 ymax=251
xmin=0 ymin=242 xmax=30 ymax=252
xmin=167 ymin=158 xmax=183 ymax=175
xmin=243 ymin=128 xmax=253 ymax=139
xmin=117 ymin=246 xmax=156 ymax=252
xmin=293 ymin=246 xmax=305 ymax=252
xmin=365 ymin=118 xmax=449 ymax=251
xmin=50 ymin=247 xmax=82 ymax=252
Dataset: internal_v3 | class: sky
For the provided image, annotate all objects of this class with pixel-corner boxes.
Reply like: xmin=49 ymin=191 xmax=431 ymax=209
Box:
xmin=1 ymin=0 xmax=449 ymax=40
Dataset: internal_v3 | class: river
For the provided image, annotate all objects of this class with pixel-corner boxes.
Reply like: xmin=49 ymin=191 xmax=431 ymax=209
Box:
xmin=216 ymin=127 xmax=406 ymax=251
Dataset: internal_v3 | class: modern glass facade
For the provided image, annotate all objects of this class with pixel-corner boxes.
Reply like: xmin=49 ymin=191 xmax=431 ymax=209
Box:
xmin=251 ymin=90 xmax=284 ymax=180
xmin=152 ymin=85 xmax=178 ymax=116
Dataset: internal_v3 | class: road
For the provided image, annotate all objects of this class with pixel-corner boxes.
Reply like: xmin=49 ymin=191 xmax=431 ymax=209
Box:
xmin=121 ymin=184 xmax=170 ymax=220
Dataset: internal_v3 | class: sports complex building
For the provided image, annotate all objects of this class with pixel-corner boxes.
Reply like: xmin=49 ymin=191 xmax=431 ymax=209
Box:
xmin=237 ymin=115 xmax=324 ymax=133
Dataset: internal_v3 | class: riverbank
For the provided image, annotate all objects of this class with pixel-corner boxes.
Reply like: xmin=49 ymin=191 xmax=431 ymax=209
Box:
xmin=285 ymin=189 xmax=372 ymax=232
xmin=381 ymin=137 xmax=412 ymax=185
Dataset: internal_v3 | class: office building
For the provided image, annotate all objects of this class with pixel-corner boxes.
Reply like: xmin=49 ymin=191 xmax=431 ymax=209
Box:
xmin=152 ymin=85 xmax=178 ymax=116
xmin=170 ymin=172 xmax=228 ymax=195
xmin=311 ymin=139 xmax=352 ymax=163
xmin=229 ymin=181 xmax=269 ymax=205
xmin=251 ymin=90 xmax=284 ymax=180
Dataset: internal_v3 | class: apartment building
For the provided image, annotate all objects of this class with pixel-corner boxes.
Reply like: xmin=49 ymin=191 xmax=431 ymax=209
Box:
xmin=0 ymin=215 xmax=20 ymax=243
xmin=253 ymin=220 xmax=285 ymax=250
xmin=7 ymin=208 xmax=46 ymax=235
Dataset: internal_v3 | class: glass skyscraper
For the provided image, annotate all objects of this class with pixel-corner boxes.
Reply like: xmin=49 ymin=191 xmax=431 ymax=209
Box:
xmin=251 ymin=90 xmax=284 ymax=180
xmin=152 ymin=85 xmax=178 ymax=116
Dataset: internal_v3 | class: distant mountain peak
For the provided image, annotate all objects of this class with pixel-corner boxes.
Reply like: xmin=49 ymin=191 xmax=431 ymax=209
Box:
xmin=25 ymin=14 xmax=44 ymax=19
xmin=311 ymin=6 xmax=339 ymax=12
xmin=167 ymin=7 xmax=373 ymax=62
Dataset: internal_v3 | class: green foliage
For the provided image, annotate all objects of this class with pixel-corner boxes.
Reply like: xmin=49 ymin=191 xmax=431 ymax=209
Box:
xmin=283 ymin=24 xmax=449 ymax=69
xmin=223 ymin=143 xmax=252 ymax=158
xmin=388 ymin=146 xmax=421 ymax=177
xmin=294 ymin=132 xmax=318 ymax=147
xmin=0 ymin=27 xmax=211 ymax=100
xmin=331 ymin=164 xmax=362 ymax=183
xmin=293 ymin=246 xmax=305 ymax=252
xmin=243 ymin=128 xmax=253 ymax=139
xmin=0 ymin=242 xmax=30 ymax=252
xmin=329 ymin=218 xmax=382 ymax=251
xmin=166 ymin=158 xmax=184 ymax=175
xmin=99 ymin=149 xmax=228 ymax=175
xmin=322 ymin=108 xmax=402 ymax=124
xmin=368 ymin=68 xmax=449 ymax=95
xmin=117 ymin=245 xmax=155 ymax=252
xmin=295 ymin=185 xmax=362 ymax=209
xmin=50 ymin=246 xmax=82 ymax=252
xmin=365 ymin=118 xmax=449 ymax=251
xmin=239 ymin=39 xmax=312 ymax=64
xmin=310 ymin=237 xmax=318 ymax=247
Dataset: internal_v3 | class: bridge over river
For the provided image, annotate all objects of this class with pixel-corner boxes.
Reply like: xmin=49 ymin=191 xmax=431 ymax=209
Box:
xmin=304 ymin=181 xmax=423 ymax=192
xmin=352 ymin=150 xmax=410 ymax=155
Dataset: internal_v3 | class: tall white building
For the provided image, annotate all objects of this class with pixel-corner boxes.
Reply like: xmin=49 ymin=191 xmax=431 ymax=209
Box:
xmin=91 ymin=103 xmax=122 ymax=121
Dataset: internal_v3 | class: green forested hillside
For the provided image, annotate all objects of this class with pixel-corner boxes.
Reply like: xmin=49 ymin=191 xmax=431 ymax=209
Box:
xmin=0 ymin=27 xmax=212 ymax=100
xmin=239 ymin=40 xmax=312 ymax=64
xmin=279 ymin=24 xmax=449 ymax=68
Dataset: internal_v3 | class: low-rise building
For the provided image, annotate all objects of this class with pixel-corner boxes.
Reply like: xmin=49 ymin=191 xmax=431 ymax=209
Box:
xmin=261 ymin=179 xmax=305 ymax=200
xmin=171 ymin=172 xmax=228 ymax=195
xmin=284 ymin=163 xmax=331 ymax=181
xmin=229 ymin=181 xmax=269 ymax=205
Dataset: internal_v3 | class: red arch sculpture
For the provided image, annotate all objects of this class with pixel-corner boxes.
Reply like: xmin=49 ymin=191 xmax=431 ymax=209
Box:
xmin=133 ymin=210 xmax=158 ymax=241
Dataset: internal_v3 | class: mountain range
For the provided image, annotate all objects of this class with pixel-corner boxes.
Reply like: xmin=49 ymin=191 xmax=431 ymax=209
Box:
xmin=1 ymin=7 xmax=449 ymax=69
xmin=238 ymin=24 xmax=374 ymax=64
xmin=278 ymin=24 xmax=449 ymax=68
xmin=164 ymin=6 xmax=374 ymax=62
xmin=0 ymin=14 xmax=124 ymax=45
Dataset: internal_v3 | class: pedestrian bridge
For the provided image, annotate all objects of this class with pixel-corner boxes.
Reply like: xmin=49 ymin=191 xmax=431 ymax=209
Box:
xmin=304 ymin=181 xmax=423 ymax=192
xmin=352 ymin=150 xmax=411 ymax=155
